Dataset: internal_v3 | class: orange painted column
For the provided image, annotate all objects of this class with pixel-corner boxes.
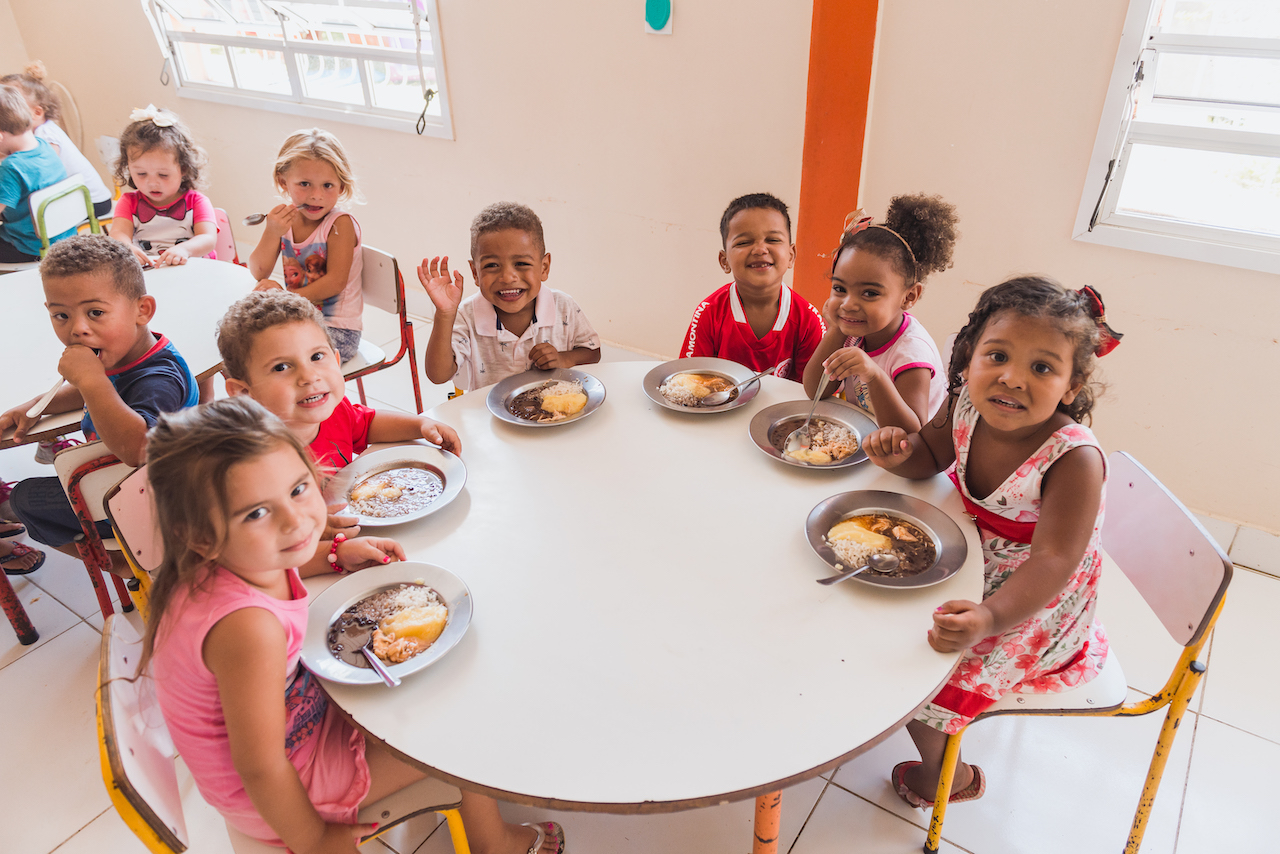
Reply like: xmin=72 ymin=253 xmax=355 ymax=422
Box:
xmin=794 ymin=0 xmax=880 ymax=308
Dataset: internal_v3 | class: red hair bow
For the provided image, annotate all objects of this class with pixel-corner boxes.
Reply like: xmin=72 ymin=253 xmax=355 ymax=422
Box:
xmin=842 ymin=209 xmax=874 ymax=238
xmin=1079 ymin=285 xmax=1122 ymax=357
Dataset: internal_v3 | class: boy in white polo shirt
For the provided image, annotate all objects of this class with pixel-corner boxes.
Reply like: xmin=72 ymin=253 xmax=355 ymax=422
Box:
xmin=419 ymin=202 xmax=601 ymax=393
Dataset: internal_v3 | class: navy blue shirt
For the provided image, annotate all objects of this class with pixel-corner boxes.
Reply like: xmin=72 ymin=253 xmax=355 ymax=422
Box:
xmin=82 ymin=333 xmax=199 ymax=439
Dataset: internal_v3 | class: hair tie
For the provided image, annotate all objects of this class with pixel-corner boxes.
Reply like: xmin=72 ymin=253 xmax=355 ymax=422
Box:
xmin=129 ymin=104 xmax=174 ymax=128
xmin=839 ymin=208 xmax=919 ymax=281
xmin=1079 ymin=285 xmax=1122 ymax=357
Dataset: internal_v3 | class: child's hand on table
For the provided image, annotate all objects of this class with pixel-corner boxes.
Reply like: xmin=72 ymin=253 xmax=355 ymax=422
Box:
xmin=154 ymin=244 xmax=192 ymax=267
xmin=0 ymin=398 xmax=42 ymax=444
xmin=928 ymin=600 xmax=995 ymax=653
xmin=864 ymin=426 xmax=914 ymax=468
xmin=127 ymin=244 xmax=154 ymax=269
xmin=334 ymin=536 xmax=405 ymax=573
xmin=253 ymin=279 xmax=286 ymax=293
xmin=419 ymin=417 xmax=462 ymax=456
xmin=529 ymin=343 xmax=570 ymax=370
xmin=417 ymin=256 xmax=464 ymax=315
xmin=325 ymin=505 xmax=360 ymax=541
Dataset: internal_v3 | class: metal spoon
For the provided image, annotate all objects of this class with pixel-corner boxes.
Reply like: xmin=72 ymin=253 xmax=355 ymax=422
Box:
xmin=817 ymin=552 xmax=900 ymax=585
xmin=699 ymin=365 xmax=777 ymax=407
xmin=242 ymin=212 xmax=268 ymax=226
xmin=784 ymin=372 xmax=831 ymax=454
xmin=361 ymin=637 xmax=401 ymax=687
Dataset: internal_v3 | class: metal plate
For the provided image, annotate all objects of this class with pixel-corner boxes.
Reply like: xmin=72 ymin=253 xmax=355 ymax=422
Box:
xmin=301 ymin=561 xmax=474 ymax=686
xmin=324 ymin=444 xmax=466 ymax=527
xmin=486 ymin=368 xmax=606 ymax=427
xmin=641 ymin=357 xmax=763 ymax=413
xmin=805 ymin=491 xmax=969 ymax=588
xmin=748 ymin=400 xmax=878 ymax=468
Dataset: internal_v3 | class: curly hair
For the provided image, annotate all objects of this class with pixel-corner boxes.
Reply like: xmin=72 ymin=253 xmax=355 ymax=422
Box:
xmin=216 ymin=290 xmax=332 ymax=381
xmin=470 ymin=201 xmax=546 ymax=257
xmin=273 ymin=128 xmax=359 ymax=204
xmin=40 ymin=234 xmax=146 ymax=299
xmin=719 ymin=192 xmax=791 ymax=245
xmin=1 ymin=61 xmax=60 ymax=124
xmin=138 ymin=396 xmax=318 ymax=670
xmin=945 ymin=276 xmax=1104 ymax=424
xmin=833 ymin=193 xmax=958 ymax=284
xmin=113 ymin=107 xmax=207 ymax=192
xmin=0 ymin=84 xmax=32 ymax=135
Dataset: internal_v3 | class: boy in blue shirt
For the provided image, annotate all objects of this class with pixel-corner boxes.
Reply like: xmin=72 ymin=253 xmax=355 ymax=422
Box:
xmin=0 ymin=84 xmax=73 ymax=263
xmin=0 ymin=236 xmax=198 ymax=575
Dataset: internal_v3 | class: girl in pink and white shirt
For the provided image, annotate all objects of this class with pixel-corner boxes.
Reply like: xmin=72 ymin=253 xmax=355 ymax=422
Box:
xmin=802 ymin=194 xmax=960 ymax=432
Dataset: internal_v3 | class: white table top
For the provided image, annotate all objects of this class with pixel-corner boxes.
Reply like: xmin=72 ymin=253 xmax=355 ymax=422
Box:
xmin=318 ymin=361 xmax=983 ymax=812
xmin=1 ymin=258 xmax=253 ymax=443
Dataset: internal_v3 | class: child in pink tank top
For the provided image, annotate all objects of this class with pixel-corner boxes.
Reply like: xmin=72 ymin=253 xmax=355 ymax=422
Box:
xmin=141 ymin=398 xmax=566 ymax=853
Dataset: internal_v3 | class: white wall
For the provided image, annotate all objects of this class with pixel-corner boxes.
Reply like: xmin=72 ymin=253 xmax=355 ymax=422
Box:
xmin=5 ymin=0 xmax=812 ymax=354
xmin=0 ymin=0 xmax=28 ymax=70
xmin=860 ymin=0 xmax=1280 ymax=531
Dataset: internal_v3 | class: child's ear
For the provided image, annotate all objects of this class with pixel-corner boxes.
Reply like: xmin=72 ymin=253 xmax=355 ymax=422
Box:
xmin=902 ymin=283 xmax=923 ymax=309
xmin=136 ymin=294 xmax=157 ymax=325
xmin=786 ymin=242 xmax=796 ymax=269
xmin=224 ymin=376 xmax=251 ymax=397
xmin=540 ymin=252 xmax=551 ymax=282
xmin=1061 ymin=376 xmax=1085 ymax=406
xmin=718 ymin=249 xmax=731 ymax=275
xmin=468 ymin=260 xmax=478 ymax=282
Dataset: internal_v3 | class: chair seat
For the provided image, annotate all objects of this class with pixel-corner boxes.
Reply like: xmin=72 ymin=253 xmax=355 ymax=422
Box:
xmin=342 ymin=338 xmax=387 ymax=377
xmin=223 ymin=776 xmax=462 ymax=853
xmin=982 ymin=646 xmax=1128 ymax=716
xmin=0 ymin=261 xmax=40 ymax=274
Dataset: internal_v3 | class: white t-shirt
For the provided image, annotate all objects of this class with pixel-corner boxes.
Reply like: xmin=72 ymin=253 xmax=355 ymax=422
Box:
xmin=840 ymin=313 xmax=947 ymax=421
xmin=451 ymin=287 xmax=601 ymax=392
xmin=34 ymin=120 xmax=111 ymax=204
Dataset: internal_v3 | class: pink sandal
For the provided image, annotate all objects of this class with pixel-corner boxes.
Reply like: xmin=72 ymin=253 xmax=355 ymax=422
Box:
xmin=2 ymin=541 xmax=46 ymax=576
xmin=521 ymin=821 xmax=566 ymax=854
xmin=891 ymin=760 xmax=985 ymax=810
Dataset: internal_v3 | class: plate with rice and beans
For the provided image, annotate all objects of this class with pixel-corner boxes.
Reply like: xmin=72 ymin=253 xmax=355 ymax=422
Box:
xmin=487 ymin=368 xmax=606 ymax=427
xmin=324 ymin=444 xmax=467 ymax=527
xmin=749 ymin=400 xmax=877 ymax=468
xmin=642 ymin=357 xmax=765 ymax=413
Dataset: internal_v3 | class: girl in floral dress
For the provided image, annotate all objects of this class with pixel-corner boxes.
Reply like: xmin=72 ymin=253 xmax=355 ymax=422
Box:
xmin=863 ymin=276 xmax=1123 ymax=809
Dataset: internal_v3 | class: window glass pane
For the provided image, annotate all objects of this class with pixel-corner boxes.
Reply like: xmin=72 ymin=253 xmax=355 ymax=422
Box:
xmin=224 ymin=0 xmax=278 ymax=25
xmin=231 ymin=48 xmax=292 ymax=95
xmin=1117 ymin=143 xmax=1280 ymax=236
xmin=1154 ymin=54 xmax=1280 ymax=108
xmin=161 ymin=0 xmax=222 ymax=21
xmin=176 ymin=42 xmax=233 ymax=87
xmin=369 ymin=61 xmax=438 ymax=114
xmin=1158 ymin=0 xmax=1280 ymax=38
xmin=296 ymin=53 xmax=364 ymax=105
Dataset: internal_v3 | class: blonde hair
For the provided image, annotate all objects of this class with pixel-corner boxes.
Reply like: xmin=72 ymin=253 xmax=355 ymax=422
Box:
xmin=114 ymin=107 xmax=208 ymax=192
xmin=0 ymin=84 xmax=33 ymax=135
xmin=1 ymin=60 xmax=60 ymax=124
xmin=273 ymin=128 xmax=360 ymax=204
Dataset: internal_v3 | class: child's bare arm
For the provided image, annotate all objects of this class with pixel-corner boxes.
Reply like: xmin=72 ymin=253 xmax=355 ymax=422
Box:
xmin=108 ymin=217 xmax=154 ymax=269
xmin=61 ymin=345 xmax=151 ymax=466
xmin=367 ymin=410 xmax=462 ymax=455
xmin=248 ymin=204 xmax=295 ymax=280
xmin=0 ymin=383 xmax=84 ymax=444
xmin=863 ymin=398 xmax=955 ymax=479
xmin=417 ymin=257 xmax=464 ymax=384
xmin=207 ymin=609 xmax=373 ymax=854
xmin=286 ymin=215 xmax=357 ymax=303
xmin=528 ymin=343 xmax=600 ymax=371
xmin=928 ymin=446 xmax=1104 ymax=652
xmin=298 ymin=536 xmax=405 ymax=577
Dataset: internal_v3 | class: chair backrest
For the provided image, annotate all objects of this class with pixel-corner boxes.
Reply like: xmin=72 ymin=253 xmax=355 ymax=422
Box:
xmin=54 ymin=440 xmax=136 ymax=525
xmin=106 ymin=466 xmax=164 ymax=575
xmin=98 ymin=614 xmax=189 ymax=853
xmin=361 ymin=244 xmax=403 ymax=316
xmin=31 ymin=175 xmax=96 ymax=251
xmin=1102 ymin=452 xmax=1232 ymax=647
xmin=213 ymin=208 xmax=239 ymax=264
xmin=97 ymin=135 xmax=121 ymax=174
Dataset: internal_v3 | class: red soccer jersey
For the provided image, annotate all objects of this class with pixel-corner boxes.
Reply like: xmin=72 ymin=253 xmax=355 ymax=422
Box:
xmin=680 ymin=283 xmax=825 ymax=381
xmin=308 ymin=397 xmax=376 ymax=473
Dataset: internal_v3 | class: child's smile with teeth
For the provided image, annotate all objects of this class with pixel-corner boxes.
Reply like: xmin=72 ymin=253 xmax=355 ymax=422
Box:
xmin=470 ymin=227 xmax=550 ymax=335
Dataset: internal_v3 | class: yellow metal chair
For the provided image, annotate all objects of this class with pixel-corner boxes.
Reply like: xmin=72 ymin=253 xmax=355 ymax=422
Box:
xmin=342 ymin=245 xmax=425 ymax=413
xmin=922 ymin=451 xmax=1232 ymax=854
xmin=98 ymin=614 xmax=473 ymax=853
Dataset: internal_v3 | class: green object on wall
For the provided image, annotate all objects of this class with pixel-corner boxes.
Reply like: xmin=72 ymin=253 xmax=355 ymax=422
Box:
xmin=646 ymin=0 xmax=671 ymax=31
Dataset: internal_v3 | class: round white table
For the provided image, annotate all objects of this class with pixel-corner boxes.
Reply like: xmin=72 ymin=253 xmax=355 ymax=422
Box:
xmin=319 ymin=361 xmax=983 ymax=838
xmin=1 ymin=257 xmax=254 ymax=445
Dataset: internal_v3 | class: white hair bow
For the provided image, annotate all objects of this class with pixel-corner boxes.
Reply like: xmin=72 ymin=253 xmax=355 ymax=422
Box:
xmin=129 ymin=104 xmax=174 ymax=128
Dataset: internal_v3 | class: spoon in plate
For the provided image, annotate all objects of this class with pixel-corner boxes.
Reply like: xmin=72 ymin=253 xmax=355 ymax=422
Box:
xmin=784 ymin=372 xmax=831 ymax=454
xmin=817 ymin=552 xmax=900 ymax=585
xmin=699 ymin=365 xmax=777 ymax=407
xmin=361 ymin=636 xmax=400 ymax=687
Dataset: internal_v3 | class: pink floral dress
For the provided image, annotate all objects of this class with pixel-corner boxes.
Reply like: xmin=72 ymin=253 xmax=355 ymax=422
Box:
xmin=916 ymin=384 xmax=1110 ymax=734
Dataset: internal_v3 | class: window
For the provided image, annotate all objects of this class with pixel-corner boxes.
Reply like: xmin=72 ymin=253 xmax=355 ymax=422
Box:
xmin=1075 ymin=0 xmax=1280 ymax=273
xmin=141 ymin=0 xmax=452 ymax=138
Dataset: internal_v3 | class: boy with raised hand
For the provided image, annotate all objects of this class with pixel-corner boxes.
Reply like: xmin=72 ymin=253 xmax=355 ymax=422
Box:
xmin=680 ymin=192 xmax=825 ymax=382
xmin=0 ymin=235 xmax=199 ymax=575
xmin=419 ymin=201 xmax=601 ymax=393
xmin=216 ymin=290 xmax=461 ymax=539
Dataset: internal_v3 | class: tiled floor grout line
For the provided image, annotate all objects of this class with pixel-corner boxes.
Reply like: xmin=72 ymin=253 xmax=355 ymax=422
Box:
xmin=409 ymin=814 xmax=445 ymax=854
xmin=0 ymin=620 xmax=79 ymax=673
xmin=825 ymin=777 xmax=980 ymax=854
xmin=785 ymin=776 xmax=832 ymax=854
xmin=46 ymin=805 xmax=112 ymax=853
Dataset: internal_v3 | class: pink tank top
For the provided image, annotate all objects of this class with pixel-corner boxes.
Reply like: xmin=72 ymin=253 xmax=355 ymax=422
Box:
xmin=281 ymin=208 xmax=364 ymax=331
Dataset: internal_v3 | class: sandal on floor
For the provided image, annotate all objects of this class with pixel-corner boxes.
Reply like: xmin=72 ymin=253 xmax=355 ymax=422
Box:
xmin=891 ymin=761 xmax=986 ymax=810
xmin=2 ymin=541 xmax=46 ymax=576
xmin=0 ymin=521 xmax=25 ymax=539
xmin=521 ymin=820 xmax=566 ymax=854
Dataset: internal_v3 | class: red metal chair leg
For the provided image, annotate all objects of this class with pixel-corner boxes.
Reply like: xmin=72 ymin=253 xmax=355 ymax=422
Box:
xmin=753 ymin=791 xmax=781 ymax=854
xmin=110 ymin=573 xmax=134 ymax=613
xmin=74 ymin=538 xmax=115 ymax=620
xmin=0 ymin=571 xmax=38 ymax=645
xmin=357 ymin=376 xmax=368 ymax=407
xmin=406 ymin=322 xmax=423 ymax=414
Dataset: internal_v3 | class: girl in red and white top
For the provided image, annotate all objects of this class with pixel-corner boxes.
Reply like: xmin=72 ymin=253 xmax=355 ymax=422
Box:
xmin=802 ymin=194 xmax=960 ymax=432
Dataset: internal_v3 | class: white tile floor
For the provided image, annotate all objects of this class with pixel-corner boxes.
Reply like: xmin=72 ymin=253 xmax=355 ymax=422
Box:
xmin=2 ymin=315 xmax=1273 ymax=854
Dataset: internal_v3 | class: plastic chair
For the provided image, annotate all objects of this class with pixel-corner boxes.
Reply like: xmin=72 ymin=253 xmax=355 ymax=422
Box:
xmin=342 ymin=245 xmax=424 ymax=413
xmin=97 ymin=614 xmax=473 ymax=854
xmin=105 ymin=465 xmax=161 ymax=622
xmin=53 ymin=439 xmax=135 ymax=619
xmin=921 ymin=452 xmax=1232 ymax=854
xmin=213 ymin=208 xmax=242 ymax=265
xmin=0 ymin=175 xmax=100 ymax=272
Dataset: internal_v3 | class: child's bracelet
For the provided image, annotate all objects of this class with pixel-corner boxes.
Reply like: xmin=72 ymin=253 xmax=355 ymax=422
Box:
xmin=328 ymin=533 xmax=347 ymax=573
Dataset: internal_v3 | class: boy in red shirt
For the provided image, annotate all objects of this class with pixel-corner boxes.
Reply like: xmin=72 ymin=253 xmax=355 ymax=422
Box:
xmin=680 ymin=193 xmax=824 ymax=381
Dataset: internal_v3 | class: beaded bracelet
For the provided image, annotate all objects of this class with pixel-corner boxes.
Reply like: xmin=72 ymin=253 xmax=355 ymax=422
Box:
xmin=328 ymin=533 xmax=347 ymax=573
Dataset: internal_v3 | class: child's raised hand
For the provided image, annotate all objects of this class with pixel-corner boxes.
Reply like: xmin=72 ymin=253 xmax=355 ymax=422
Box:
xmin=528 ymin=343 xmax=567 ymax=371
xmin=821 ymin=294 xmax=843 ymax=330
xmin=928 ymin=600 xmax=995 ymax=653
xmin=863 ymin=426 xmax=913 ymax=467
xmin=419 ymin=417 xmax=462 ymax=456
xmin=333 ymin=536 xmax=405 ymax=573
xmin=263 ymin=203 xmax=299 ymax=240
xmin=417 ymin=256 xmax=464 ymax=315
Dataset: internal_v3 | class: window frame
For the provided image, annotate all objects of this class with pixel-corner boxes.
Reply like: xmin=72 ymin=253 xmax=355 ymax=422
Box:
xmin=1073 ymin=0 xmax=1280 ymax=275
xmin=141 ymin=0 xmax=453 ymax=139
